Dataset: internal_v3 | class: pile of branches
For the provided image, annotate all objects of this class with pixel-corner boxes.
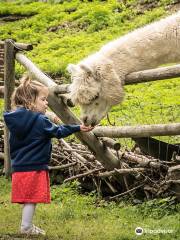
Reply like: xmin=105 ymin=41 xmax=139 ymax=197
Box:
xmin=0 ymin=120 xmax=179 ymax=201
xmin=49 ymin=137 xmax=180 ymax=201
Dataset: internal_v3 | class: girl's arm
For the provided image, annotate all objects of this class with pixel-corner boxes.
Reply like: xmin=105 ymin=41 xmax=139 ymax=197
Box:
xmin=45 ymin=111 xmax=94 ymax=132
xmin=44 ymin=112 xmax=94 ymax=138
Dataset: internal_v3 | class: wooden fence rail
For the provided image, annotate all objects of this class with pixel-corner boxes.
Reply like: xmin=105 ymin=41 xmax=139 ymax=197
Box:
xmin=93 ymin=123 xmax=180 ymax=138
xmin=125 ymin=64 xmax=180 ymax=84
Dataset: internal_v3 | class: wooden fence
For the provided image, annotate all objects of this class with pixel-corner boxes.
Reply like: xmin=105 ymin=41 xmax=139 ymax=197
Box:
xmin=2 ymin=39 xmax=180 ymax=177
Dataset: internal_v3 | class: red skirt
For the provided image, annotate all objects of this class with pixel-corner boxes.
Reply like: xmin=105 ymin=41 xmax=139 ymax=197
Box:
xmin=11 ymin=170 xmax=51 ymax=204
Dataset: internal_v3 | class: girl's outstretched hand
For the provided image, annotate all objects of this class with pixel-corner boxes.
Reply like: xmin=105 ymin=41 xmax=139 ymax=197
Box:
xmin=80 ymin=125 xmax=94 ymax=132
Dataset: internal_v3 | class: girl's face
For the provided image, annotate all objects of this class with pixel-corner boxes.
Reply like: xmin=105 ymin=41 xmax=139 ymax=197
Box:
xmin=34 ymin=88 xmax=49 ymax=114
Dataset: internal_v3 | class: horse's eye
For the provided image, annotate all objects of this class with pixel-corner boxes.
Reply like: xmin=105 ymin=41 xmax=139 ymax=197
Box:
xmin=86 ymin=94 xmax=99 ymax=105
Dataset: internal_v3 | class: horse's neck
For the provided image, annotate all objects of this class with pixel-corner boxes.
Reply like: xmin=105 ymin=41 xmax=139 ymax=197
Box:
xmin=100 ymin=13 xmax=180 ymax=75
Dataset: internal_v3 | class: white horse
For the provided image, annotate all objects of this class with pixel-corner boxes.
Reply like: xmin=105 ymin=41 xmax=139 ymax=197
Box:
xmin=67 ymin=11 xmax=180 ymax=126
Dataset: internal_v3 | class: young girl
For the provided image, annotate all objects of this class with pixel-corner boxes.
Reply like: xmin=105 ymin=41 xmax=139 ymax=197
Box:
xmin=3 ymin=76 xmax=94 ymax=235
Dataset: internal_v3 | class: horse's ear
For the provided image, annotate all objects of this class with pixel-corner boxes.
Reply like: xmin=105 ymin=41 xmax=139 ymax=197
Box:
xmin=79 ymin=64 xmax=93 ymax=74
xmin=67 ymin=64 xmax=78 ymax=74
xmin=79 ymin=64 xmax=97 ymax=80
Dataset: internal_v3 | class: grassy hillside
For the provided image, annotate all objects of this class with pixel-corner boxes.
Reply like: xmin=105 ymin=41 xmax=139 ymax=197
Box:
xmin=0 ymin=0 xmax=179 ymax=145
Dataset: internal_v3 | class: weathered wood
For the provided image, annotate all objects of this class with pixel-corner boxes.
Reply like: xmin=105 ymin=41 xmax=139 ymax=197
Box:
xmin=125 ymin=64 xmax=180 ymax=85
xmin=64 ymin=167 xmax=104 ymax=183
xmin=43 ymin=84 xmax=70 ymax=95
xmin=0 ymin=42 xmax=4 ymax=82
xmin=0 ymin=152 xmax=4 ymax=161
xmin=109 ymin=183 xmax=145 ymax=200
xmin=14 ymin=42 xmax=33 ymax=51
xmin=104 ymin=179 xmax=118 ymax=193
xmin=63 ymin=148 xmax=92 ymax=155
xmin=48 ymin=162 xmax=77 ymax=170
xmin=0 ymin=86 xmax=4 ymax=98
xmin=16 ymin=53 xmax=54 ymax=88
xmin=122 ymin=152 xmax=164 ymax=169
xmin=101 ymin=137 xmax=121 ymax=151
xmin=98 ymin=167 xmax=147 ymax=178
xmin=53 ymin=84 xmax=70 ymax=94
xmin=15 ymin=53 xmax=121 ymax=170
xmin=0 ymin=40 xmax=33 ymax=51
xmin=4 ymin=39 xmax=15 ymax=178
xmin=167 ymin=165 xmax=180 ymax=180
xmin=168 ymin=165 xmax=180 ymax=172
xmin=93 ymin=123 xmax=180 ymax=138
xmin=166 ymin=180 xmax=180 ymax=184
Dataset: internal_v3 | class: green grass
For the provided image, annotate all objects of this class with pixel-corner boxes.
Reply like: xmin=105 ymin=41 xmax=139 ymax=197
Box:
xmin=0 ymin=176 xmax=179 ymax=240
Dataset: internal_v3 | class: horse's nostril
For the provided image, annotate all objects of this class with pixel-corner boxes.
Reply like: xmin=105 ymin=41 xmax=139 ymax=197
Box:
xmin=91 ymin=121 xmax=96 ymax=127
xmin=83 ymin=116 xmax=88 ymax=124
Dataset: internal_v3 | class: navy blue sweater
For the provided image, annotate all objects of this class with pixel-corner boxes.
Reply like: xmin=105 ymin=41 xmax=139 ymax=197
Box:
xmin=3 ymin=107 xmax=80 ymax=172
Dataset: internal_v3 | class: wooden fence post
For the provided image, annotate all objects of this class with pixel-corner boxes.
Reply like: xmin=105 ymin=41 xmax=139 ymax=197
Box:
xmin=4 ymin=39 xmax=15 ymax=178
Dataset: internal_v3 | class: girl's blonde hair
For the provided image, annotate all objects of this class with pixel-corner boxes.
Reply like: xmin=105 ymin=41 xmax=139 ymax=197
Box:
xmin=11 ymin=75 xmax=48 ymax=110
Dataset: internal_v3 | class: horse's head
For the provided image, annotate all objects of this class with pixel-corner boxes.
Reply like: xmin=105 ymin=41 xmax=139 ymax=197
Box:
xmin=67 ymin=61 xmax=124 ymax=126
